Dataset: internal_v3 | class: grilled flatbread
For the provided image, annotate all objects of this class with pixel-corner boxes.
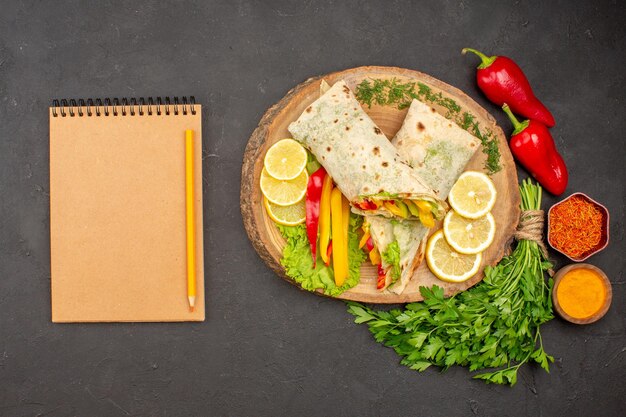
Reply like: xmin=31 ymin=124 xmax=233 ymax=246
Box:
xmin=288 ymin=81 xmax=446 ymax=221
xmin=370 ymin=99 xmax=481 ymax=294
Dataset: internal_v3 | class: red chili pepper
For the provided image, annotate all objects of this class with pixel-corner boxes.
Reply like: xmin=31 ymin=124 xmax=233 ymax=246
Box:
xmin=305 ymin=167 xmax=327 ymax=267
xmin=463 ymin=48 xmax=555 ymax=127
xmin=502 ymin=104 xmax=568 ymax=195
xmin=376 ymin=264 xmax=387 ymax=290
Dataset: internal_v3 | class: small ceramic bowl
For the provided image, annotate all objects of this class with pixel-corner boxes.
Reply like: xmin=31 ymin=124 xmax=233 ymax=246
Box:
xmin=552 ymin=263 xmax=612 ymax=324
xmin=547 ymin=192 xmax=609 ymax=262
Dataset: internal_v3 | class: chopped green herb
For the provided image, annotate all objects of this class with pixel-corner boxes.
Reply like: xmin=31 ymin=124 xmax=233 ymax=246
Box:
xmin=355 ymin=78 xmax=502 ymax=174
xmin=461 ymin=112 xmax=501 ymax=174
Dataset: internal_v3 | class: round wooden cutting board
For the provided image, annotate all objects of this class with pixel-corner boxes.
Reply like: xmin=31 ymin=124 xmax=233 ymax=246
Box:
xmin=241 ymin=66 xmax=520 ymax=303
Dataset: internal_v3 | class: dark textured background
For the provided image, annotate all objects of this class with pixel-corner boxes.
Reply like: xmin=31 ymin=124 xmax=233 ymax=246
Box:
xmin=1 ymin=0 xmax=625 ymax=416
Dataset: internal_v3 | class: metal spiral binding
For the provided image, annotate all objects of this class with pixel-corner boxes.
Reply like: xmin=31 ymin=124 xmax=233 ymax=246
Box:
xmin=51 ymin=96 xmax=196 ymax=117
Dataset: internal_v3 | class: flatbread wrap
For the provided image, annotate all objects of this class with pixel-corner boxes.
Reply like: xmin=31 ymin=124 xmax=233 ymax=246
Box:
xmin=368 ymin=99 xmax=481 ymax=293
xmin=365 ymin=216 xmax=428 ymax=293
xmin=393 ymin=99 xmax=481 ymax=197
xmin=288 ymin=80 xmax=446 ymax=224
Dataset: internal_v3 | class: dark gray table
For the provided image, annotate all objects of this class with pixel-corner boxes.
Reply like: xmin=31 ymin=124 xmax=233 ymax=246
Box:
xmin=1 ymin=1 xmax=624 ymax=416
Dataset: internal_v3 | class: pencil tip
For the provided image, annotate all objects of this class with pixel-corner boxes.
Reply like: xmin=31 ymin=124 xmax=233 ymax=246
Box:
xmin=188 ymin=296 xmax=196 ymax=312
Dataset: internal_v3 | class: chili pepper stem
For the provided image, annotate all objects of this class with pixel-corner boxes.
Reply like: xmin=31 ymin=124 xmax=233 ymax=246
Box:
xmin=462 ymin=48 xmax=497 ymax=69
xmin=502 ymin=104 xmax=529 ymax=135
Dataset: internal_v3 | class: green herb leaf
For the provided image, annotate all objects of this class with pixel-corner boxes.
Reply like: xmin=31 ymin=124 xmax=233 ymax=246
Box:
xmin=408 ymin=361 xmax=432 ymax=372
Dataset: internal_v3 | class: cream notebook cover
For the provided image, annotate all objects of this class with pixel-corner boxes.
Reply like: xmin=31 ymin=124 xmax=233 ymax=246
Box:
xmin=49 ymin=98 xmax=204 ymax=322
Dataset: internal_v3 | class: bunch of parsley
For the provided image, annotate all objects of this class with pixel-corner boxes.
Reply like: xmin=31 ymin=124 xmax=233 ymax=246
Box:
xmin=347 ymin=180 xmax=554 ymax=386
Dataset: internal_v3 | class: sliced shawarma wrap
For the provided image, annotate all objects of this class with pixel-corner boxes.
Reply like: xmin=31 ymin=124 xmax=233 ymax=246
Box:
xmin=364 ymin=216 xmax=428 ymax=292
xmin=288 ymin=80 xmax=446 ymax=224
xmin=367 ymin=99 xmax=481 ymax=294
xmin=392 ymin=99 xmax=481 ymax=197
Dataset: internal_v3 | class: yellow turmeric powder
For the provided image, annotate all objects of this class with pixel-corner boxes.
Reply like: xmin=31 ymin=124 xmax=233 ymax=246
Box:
xmin=556 ymin=268 xmax=606 ymax=319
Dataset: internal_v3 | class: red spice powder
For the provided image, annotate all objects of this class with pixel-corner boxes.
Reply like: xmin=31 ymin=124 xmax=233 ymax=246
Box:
xmin=549 ymin=196 xmax=603 ymax=259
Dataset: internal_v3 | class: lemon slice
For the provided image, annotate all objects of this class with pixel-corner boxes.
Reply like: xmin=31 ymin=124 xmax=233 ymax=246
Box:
xmin=260 ymin=167 xmax=308 ymax=206
xmin=443 ymin=211 xmax=496 ymax=255
xmin=448 ymin=171 xmax=497 ymax=219
xmin=264 ymin=197 xmax=306 ymax=226
xmin=264 ymin=139 xmax=308 ymax=180
xmin=426 ymin=230 xmax=482 ymax=283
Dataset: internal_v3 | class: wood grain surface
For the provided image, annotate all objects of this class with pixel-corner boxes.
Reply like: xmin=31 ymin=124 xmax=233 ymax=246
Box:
xmin=241 ymin=66 xmax=520 ymax=303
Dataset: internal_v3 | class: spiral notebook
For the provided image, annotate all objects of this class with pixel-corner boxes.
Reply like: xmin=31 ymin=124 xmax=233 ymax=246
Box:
xmin=49 ymin=97 xmax=205 ymax=322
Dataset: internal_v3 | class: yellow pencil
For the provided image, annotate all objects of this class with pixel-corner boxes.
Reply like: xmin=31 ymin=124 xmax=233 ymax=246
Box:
xmin=185 ymin=129 xmax=196 ymax=311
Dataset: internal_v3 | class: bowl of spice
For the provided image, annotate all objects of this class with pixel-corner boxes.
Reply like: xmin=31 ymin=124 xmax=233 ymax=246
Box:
xmin=552 ymin=263 xmax=612 ymax=324
xmin=547 ymin=192 xmax=609 ymax=261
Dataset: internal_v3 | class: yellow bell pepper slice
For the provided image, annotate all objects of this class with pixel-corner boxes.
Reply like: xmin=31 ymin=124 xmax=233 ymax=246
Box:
xmin=331 ymin=188 xmax=348 ymax=285
xmin=319 ymin=175 xmax=333 ymax=265
xmin=415 ymin=201 xmax=435 ymax=228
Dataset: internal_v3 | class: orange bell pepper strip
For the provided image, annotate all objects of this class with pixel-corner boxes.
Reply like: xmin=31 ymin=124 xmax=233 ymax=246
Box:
xmin=318 ymin=175 xmax=333 ymax=265
xmin=359 ymin=221 xmax=371 ymax=249
xmin=359 ymin=230 xmax=371 ymax=249
xmin=330 ymin=188 xmax=348 ymax=286
xmin=369 ymin=247 xmax=381 ymax=265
